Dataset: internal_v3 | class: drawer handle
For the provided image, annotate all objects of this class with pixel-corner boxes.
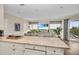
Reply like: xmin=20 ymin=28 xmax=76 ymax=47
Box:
xmin=12 ymin=49 xmax=15 ymax=51
xmin=53 ymin=50 xmax=56 ymax=54
xmin=13 ymin=45 xmax=15 ymax=46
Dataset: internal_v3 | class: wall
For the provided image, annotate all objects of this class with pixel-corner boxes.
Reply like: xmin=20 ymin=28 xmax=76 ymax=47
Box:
xmin=0 ymin=5 xmax=4 ymax=30
xmin=4 ymin=13 xmax=29 ymax=36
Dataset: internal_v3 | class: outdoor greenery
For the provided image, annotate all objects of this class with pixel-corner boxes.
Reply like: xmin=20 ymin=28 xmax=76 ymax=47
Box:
xmin=53 ymin=27 xmax=62 ymax=38
xmin=26 ymin=28 xmax=63 ymax=37
xmin=70 ymin=27 xmax=79 ymax=38
xmin=30 ymin=29 xmax=41 ymax=33
xmin=27 ymin=29 xmax=41 ymax=36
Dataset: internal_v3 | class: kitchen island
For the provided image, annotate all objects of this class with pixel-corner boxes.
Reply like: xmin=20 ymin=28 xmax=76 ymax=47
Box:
xmin=0 ymin=36 xmax=69 ymax=55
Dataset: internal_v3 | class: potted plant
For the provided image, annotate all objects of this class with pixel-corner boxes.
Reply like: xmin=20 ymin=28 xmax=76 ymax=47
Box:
xmin=53 ymin=27 xmax=62 ymax=39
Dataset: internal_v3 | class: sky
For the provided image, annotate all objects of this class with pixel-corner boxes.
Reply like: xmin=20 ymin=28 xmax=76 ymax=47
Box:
xmin=70 ymin=21 xmax=79 ymax=28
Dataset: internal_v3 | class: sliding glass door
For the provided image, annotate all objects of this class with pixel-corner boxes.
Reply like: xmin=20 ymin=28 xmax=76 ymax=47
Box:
xmin=69 ymin=20 xmax=79 ymax=40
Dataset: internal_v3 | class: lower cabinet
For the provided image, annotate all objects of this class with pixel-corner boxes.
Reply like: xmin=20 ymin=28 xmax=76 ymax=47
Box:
xmin=0 ymin=41 xmax=46 ymax=55
xmin=0 ymin=42 xmax=24 ymax=55
xmin=0 ymin=41 xmax=64 ymax=55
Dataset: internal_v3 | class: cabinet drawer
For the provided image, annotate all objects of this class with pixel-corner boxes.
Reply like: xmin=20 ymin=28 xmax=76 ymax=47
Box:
xmin=0 ymin=41 xmax=24 ymax=50
xmin=14 ymin=49 xmax=24 ymax=55
xmin=0 ymin=48 xmax=15 ymax=55
xmin=24 ymin=44 xmax=45 ymax=51
xmin=46 ymin=47 xmax=64 ymax=55
xmin=24 ymin=49 xmax=45 ymax=55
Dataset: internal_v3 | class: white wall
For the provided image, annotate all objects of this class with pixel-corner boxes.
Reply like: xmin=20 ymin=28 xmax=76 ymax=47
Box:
xmin=0 ymin=5 xmax=4 ymax=30
xmin=4 ymin=13 xmax=29 ymax=36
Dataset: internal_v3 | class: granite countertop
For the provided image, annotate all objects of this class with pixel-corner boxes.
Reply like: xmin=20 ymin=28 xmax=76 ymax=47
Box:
xmin=0 ymin=36 xmax=69 ymax=48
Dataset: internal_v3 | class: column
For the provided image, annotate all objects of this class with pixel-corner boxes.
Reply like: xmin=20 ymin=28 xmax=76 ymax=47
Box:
xmin=62 ymin=19 xmax=69 ymax=41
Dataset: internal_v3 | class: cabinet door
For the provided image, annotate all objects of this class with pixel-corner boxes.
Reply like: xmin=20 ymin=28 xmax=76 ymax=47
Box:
xmin=24 ymin=49 xmax=45 ymax=55
xmin=46 ymin=47 xmax=64 ymax=55
xmin=13 ymin=43 xmax=24 ymax=55
xmin=0 ymin=42 xmax=15 ymax=55
xmin=0 ymin=42 xmax=24 ymax=55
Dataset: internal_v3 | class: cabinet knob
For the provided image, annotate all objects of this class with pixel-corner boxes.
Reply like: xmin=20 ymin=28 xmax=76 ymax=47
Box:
xmin=13 ymin=45 xmax=15 ymax=46
xmin=12 ymin=49 xmax=15 ymax=51
xmin=53 ymin=50 xmax=56 ymax=54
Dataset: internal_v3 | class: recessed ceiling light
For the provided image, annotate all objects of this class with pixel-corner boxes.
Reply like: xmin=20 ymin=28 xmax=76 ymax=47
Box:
xmin=20 ymin=4 xmax=25 ymax=6
xmin=60 ymin=6 xmax=64 ymax=8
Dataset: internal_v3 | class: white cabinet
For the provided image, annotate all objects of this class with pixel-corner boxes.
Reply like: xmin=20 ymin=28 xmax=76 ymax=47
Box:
xmin=0 ymin=41 xmax=46 ymax=55
xmin=0 ymin=41 xmax=65 ymax=55
xmin=24 ymin=49 xmax=45 ymax=55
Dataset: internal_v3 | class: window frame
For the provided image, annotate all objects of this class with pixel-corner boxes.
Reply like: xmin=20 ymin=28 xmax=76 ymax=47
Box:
xmin=15 ymin=23 xmax=21 ymax=31
xmin=68 ymin=20 xmax=79 ymax=40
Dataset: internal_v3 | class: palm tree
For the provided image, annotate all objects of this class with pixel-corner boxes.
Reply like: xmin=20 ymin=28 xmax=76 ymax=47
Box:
xmin=53 ymin=27 xmax=62 ymax=39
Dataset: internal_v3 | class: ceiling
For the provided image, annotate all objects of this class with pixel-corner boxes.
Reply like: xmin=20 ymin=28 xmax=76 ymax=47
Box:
xmin=4 ymin=4 xmax=79 ymax=21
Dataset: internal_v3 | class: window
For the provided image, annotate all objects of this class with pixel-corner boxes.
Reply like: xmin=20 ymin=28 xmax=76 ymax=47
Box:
xmin=15 ymin=24 xmax=20 ymax=31
xmin=38 ymin=23 xmax=48 ymax=29
xmin=0 ymin=30 xmax=3 ymax=36
xmin=49 ymin=23 xmax=61 ymax=29
xmin=29 ymin=24 xmax=38 ymax=30
xmin=69 ymin=20 xmax=79 ymax=40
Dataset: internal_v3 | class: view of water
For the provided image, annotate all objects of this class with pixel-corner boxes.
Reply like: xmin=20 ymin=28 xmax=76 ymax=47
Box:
xmin=38 ymin=23 xmax=48 ymax=29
